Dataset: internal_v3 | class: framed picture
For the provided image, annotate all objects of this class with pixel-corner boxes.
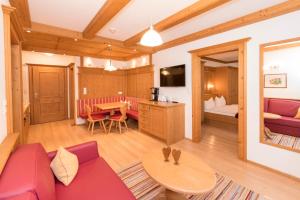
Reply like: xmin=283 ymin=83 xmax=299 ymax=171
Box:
xmin=264 ymin=73 xmax=287 ymax=88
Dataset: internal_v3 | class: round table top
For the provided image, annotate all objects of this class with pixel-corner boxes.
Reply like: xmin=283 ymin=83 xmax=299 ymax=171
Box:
xmin=142 ymin=149 xmax=217 ymax=195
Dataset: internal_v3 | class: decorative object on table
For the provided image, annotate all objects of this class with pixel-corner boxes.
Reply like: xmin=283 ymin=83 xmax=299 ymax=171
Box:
xmin=264 ymin=73 xmax=287 ymax=88
xmin=172 ymin=149 xmax=181 ymax=165
xmin=162 ymin=146 xmax=171 ymax=161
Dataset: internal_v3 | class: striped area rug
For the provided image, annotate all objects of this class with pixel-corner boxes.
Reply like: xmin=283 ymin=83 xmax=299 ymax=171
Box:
xmin=266 ymin=132 xmax=300 ymax=151
xmin=118 ymin=162 xmax=265 ymax=200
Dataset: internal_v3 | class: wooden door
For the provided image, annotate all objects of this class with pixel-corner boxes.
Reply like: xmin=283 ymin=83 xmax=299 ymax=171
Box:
xmin=30 ymin=66 xmax=68 ymax=124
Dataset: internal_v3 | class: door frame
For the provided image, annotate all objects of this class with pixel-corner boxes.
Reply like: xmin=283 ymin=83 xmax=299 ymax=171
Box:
xmin=189 ymin=38 xmax=250 ymax=160
xmin=28 ymin=64 xmax=69 ymax=124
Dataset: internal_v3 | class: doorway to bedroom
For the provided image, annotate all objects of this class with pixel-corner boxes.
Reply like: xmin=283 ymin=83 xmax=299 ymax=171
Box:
xmin=189 ymin=38 xmax=249 ymax=160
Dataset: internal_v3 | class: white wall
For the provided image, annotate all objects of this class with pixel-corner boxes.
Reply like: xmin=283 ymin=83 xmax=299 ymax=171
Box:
xmin=264 ymin=46 xmax=300 ymax=99
xmin=0 ymin=0 xmax=10 ymax=143
xmin=153 ymin=11 xmax=300 ymax=178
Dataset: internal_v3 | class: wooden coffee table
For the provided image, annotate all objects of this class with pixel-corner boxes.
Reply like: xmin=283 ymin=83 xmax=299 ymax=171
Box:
xmin=142 ymin=149 xmax=216 ymax=200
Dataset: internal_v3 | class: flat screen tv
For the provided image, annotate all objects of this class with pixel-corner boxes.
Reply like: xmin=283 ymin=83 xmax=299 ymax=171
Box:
xmin=160 ymin=64 xmax=185 ymax=87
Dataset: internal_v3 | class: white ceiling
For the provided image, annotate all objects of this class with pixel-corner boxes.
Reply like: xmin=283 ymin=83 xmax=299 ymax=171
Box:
xmin=209 ymin=50 xmax=238 ymax=61
xmin=160 ymin=0 xmax=286 ymax=42
xmin=28 ymin=0 xmax=287 ymax=42
xmin=28 ymin=0 xmax=107 ymax=31
xmin=97 ymin=0 xmax=198 ymax=40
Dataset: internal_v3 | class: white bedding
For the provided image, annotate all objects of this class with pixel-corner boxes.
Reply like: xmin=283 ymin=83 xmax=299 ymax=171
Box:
xmin=204 ymin=104 xmax=238 ymax=117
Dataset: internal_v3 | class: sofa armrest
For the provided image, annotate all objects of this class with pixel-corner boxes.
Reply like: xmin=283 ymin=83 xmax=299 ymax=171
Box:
xmin=48 ymin=141 xmax=99 ymax=164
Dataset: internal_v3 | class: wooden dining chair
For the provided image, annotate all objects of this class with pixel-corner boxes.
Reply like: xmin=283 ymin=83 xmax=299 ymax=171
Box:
xmin=108 ymin=105 xmax=128 ymax=134
xmin=85 ymin=105 xmax=107 ymax=134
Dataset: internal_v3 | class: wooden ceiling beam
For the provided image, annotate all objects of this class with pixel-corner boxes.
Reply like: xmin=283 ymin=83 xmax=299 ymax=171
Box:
xmin=22 ymin=43 xmax=127 ymax=61
xmin=83 ymin=0 xmax=131 ymax=39
xmin=124 ymin=0 xmax=231 ymax=46
xmin=154 ymin=0 xmax=300 ymax=51
xmin=9 ymin=0 xmax=31 ymax=28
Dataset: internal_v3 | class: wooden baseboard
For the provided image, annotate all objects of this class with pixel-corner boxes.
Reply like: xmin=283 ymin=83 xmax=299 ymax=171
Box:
xmin=247 ymin=160 xmax=300 ymax=182
xmin=0 ymin=133 xmax=20 ymax=174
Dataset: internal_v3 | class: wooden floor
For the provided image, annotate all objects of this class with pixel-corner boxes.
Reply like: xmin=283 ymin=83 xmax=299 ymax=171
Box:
xmin=27 ymin=120 xmax=300 ymax=200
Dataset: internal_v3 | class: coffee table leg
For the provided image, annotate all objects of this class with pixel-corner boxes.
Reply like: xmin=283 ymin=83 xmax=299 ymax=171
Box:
xmin=157 ymin=189 xmax=186 ymax=200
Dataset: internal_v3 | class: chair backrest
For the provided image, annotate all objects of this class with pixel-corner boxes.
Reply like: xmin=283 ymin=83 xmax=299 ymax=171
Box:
xmin=120 ymin=104 xmax=128 ymax=121
xmin=85 ymin=105 xmax=93 ymax=121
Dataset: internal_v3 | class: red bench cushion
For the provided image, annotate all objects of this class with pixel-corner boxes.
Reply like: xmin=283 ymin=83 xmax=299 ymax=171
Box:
xmin=126 ymin=110 xmax=138 ymax=120
xmin=55 ymin=158 xmax=136 ymax=200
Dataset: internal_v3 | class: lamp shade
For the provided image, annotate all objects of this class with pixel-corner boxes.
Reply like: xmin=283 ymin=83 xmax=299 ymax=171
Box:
xmin=140 ymin=25 xmax=163 ymax=47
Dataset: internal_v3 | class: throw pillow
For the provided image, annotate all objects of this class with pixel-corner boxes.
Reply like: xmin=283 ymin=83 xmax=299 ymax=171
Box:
xmin=204 ymin=97 xmax=215 ymax=110
xmin=215 ymin=96 xmax=226 ymax=107
xmin=50 ymin=147 xmax=79 ymax=186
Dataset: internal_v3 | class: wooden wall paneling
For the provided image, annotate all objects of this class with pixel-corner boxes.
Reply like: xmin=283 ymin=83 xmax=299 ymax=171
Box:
xmin=155 ymin=1 xmax=300 ymax=51
xmin=126 ymin=69 xmax=137 ymax=97
xmin=11 ymin=45 xmax=24 ymax=143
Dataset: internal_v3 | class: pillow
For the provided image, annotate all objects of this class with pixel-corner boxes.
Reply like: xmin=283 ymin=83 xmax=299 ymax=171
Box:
xmin=295 ymin=107 xmax=300 ymax=119
xmin=50 ymin=147 xmax=79 ymax=186
xmin=215 ymin=96 xmax=226 ymax=107
xmin=204 ymin=97 xmax=215 ymax=110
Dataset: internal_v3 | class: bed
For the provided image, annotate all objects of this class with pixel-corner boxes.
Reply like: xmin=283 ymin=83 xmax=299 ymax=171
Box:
xmin=203 ymin=94 xmax=238 ymax=127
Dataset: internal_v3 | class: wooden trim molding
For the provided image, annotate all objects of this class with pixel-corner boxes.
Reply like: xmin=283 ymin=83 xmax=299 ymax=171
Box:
xmin=124 ymin=0 xmax=230 ymax=46
xmin=190 ymin=38 xmax=249 ymax=160
xmin=202 ymin=56 xmax=238 ymax=64
xmin=83 ymin=0 xmax=130 ymax=39
xmin=155 ymin=1 xmax=300 ymax=51
xmin=0 ymin=133 xmax=20 ymax=174
xmin=2 ymin=5 xmax=14 ymax=135
xmin=9 ymin=0 xmax=31 ymax=28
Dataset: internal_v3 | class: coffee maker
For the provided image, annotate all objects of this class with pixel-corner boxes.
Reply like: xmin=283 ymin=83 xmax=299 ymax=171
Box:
xmin=150 ymin=87 xmax=159 ymax=101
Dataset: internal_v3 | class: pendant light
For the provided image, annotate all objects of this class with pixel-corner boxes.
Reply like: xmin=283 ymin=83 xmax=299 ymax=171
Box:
xmin=140 ymin=25 xmax=163 ymax=47
xmin=104 ymin=46 xmax=117 ymax=71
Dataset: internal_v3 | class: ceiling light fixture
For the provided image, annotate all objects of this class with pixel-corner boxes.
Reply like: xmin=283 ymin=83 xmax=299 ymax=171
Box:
xmin=26 ymin=30 xmax=31 ymax=33
xmin=104 ymin=47 xmax=117 ymax=72
xmin=74 ymin=38 xmax=78 ymax=42
xmin=140 ymin=25 xmax=163 ymax=47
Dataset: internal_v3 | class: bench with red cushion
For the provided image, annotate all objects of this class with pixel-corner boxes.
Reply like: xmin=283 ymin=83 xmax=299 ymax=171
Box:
xmin=77 ymin=96 xmax=140 ymax=121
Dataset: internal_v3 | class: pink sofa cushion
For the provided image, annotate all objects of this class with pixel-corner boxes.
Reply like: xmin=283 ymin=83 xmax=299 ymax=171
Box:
xmin=268 ymin=99 xmax=300 ymax=117
xmin=5 ymin=192 xmax=37 ymax=200
xmin=55 ymin=158 xmax=136 ymax=200
xmin=265 ymin=116 xmax=300 ymax=128
xmin=0 ymin=144 xmax=56 ymax=200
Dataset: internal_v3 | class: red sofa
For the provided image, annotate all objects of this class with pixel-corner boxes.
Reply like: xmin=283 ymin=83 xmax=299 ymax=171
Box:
xmin=0 ymin=141 xmax=136 ymax=200
xmin=77 ymin=96 xmax=139 ymax=121
xmin=264 ymin=98 xmax=300 ymax=137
